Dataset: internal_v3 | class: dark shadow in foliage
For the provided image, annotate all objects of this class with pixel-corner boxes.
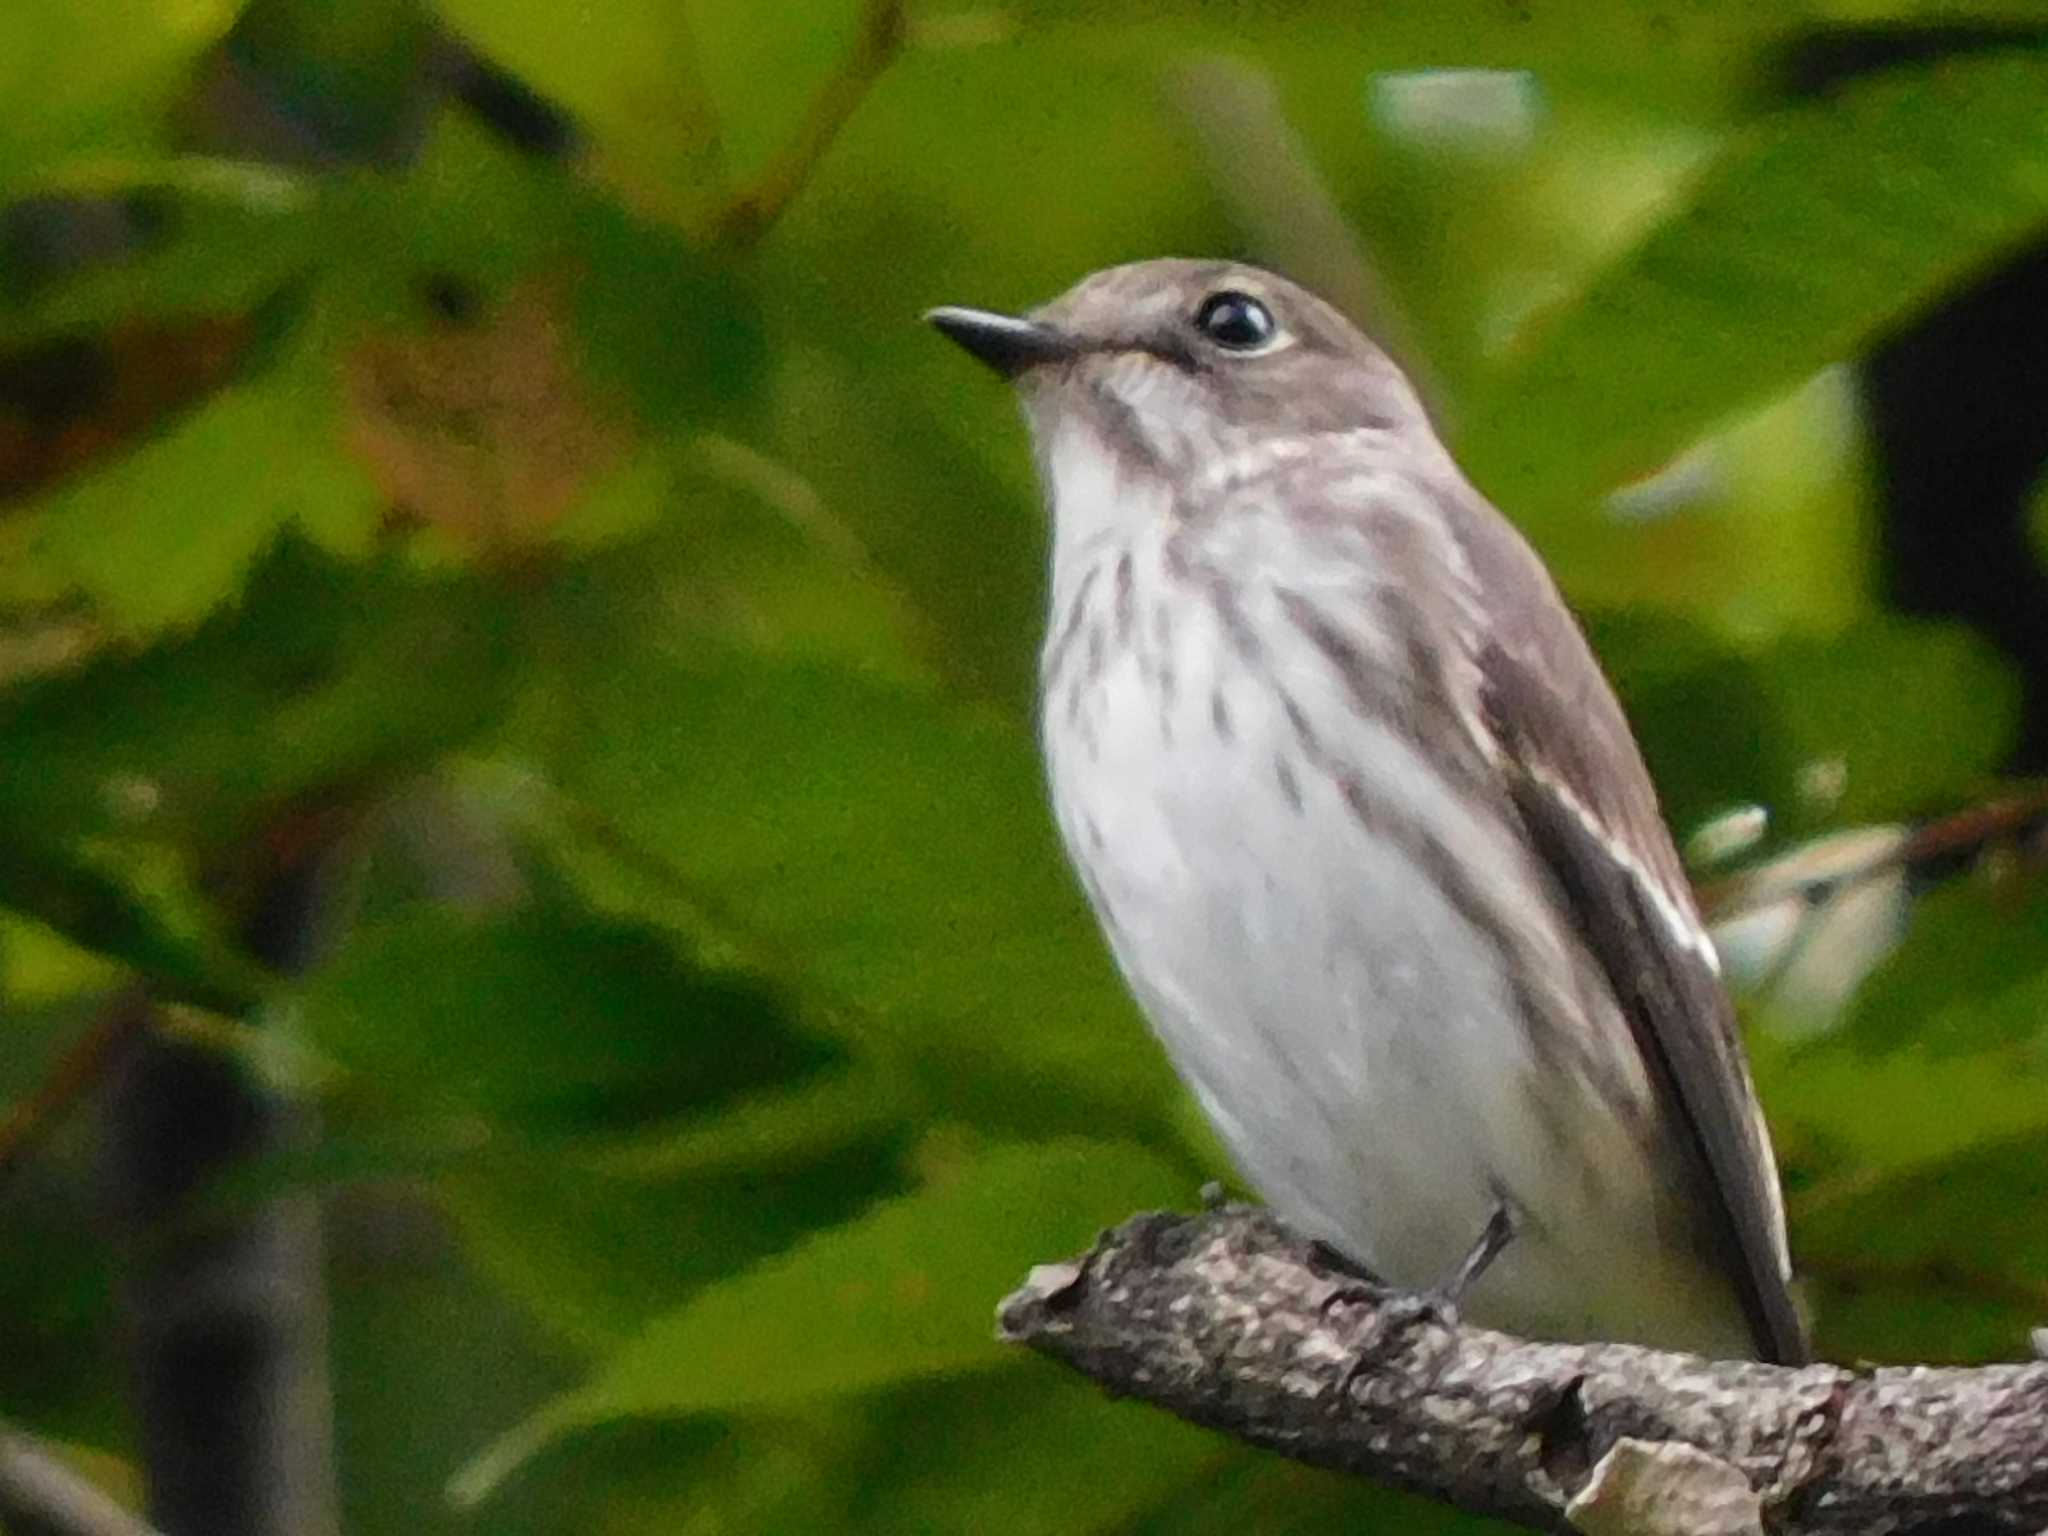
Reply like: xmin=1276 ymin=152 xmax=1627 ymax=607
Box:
xmin=1866 ymin=238 xmax=2048 ymax=773
xmin=1765 ymin=21 xmax=2048 ymax=103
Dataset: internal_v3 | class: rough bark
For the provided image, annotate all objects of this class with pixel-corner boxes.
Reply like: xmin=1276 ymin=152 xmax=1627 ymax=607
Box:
xmin=997 ymin=1205 xmax=2048 ymax=1535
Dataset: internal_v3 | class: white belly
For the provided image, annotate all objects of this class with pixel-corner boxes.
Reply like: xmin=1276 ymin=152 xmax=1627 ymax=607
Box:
xmin=1041 ymin=545 xmax=1750 ymax=1354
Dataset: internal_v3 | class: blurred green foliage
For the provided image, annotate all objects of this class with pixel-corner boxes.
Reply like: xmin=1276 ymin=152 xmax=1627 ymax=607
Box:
xmin=3 ymin=1 xmax=2047 ymax=1532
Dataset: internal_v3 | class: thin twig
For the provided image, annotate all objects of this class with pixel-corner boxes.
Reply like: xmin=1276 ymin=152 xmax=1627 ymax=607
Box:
xmin=0 ymin=985 xmax=150 ymax=1193
xmin=715 ymin=0 xmax=906 ymax=247
xmin=0 ymin=1420 xmax=167 ymax=1536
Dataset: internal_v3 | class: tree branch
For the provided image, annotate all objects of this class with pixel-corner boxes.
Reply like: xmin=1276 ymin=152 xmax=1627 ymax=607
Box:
xmin=104 ymin=813 xmax=355 ymax=1536
xmin=997 ymin=1205 xmax=2048 ymax=1536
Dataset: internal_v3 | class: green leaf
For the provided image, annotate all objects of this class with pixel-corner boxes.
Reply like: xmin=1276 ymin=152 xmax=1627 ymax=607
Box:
xmin=530 ymin=458 xmax=931 ymax=685
xmin=663 ymin=0 xmax=868 ymax=179
xmin=0 ymin=1000 xmax=133 ymax=1445
xmin=432 ymin=0 xmax=730 ymax=226
xmin=587 ymin=1063 xmax=918 ymax=1179
xmin=0 ymin=305 xmax=379 ymax=630
xmin=1125 ymin=1450 xmax=1509 ymax=1536
xmin=566 ymin=211 xmax=765 ymax=429
xmin=1594 ymin=615 xmax=2019 ymax=842
xmin=0 ymin=910 xmax=124 ymax=1008
xmin=1756 ymin=1032 xmax=2048 ymax=1192
xmin=1795 ymin=1128 xmax=2048 ymax=1363
xmin=1838 ymin=880 xmax=2048 ymax=1056
xmin=850 ymin=1370 xmax=1219 ymax=1536
xmin=0 ymin=0 xmax=242 ymax=175
xmin=0 ymin=542 xmax=528 ymax=985
xmin=0 ymin=540 xmax=520 ymax=860
xmin=753 ymin=336 xmax=1051 ymax=709
xmin=1536 ymin=370 xmax=1878 ymax=634
xmin=1756 ymin=1026 xmax=2048 ymax=1365
xmin=1463 ymin=47 xmax=2048 ymax=515
xmin=1583 ymin=610 xmax=1778 ymax=838
xmin=1 ymin=161 xmax=323 ymax=347
xmin=442 ymin=1130 xmax=906 ymax=1354
xmin=532 ymin=649 xmax=1178 ymax=1129
xmin=992 ymin=0 xmax=1792 ymax=115
xmin=0 ymin=842 xmax=259 ymax=1012
xmin=461 ymin=1416 xmax=851 ymax=1536
xmin=1749 ymin=621 xmax=2020 ymax=829
xmin=323 ymin=1186 xmax=589 ymax=1536
xmin=297 ymin=906 xmax=836 ymax=1133
xmin=450 ymin=1137 xmax=1187 ymax=1501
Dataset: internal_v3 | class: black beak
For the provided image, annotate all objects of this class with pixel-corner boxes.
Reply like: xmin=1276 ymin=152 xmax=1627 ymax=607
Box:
xmin=926 ymin=305 xmax=1077 ymax=377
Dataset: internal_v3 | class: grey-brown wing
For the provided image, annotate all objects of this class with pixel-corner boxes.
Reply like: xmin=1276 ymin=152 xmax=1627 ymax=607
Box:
xmin=1442 ymin=493 xmax=1806 ymax=1365
xmin=1492 ymin=671 xmax=1806 ymax=1361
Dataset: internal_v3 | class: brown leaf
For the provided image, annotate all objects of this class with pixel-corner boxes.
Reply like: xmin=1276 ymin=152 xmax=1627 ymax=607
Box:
xmin=341 ymin=278 xmax=631 ymax=552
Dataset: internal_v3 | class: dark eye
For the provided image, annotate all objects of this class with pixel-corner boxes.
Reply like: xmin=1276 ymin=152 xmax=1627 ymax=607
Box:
xmin=1194 ymin=290 xmax=1276 ymax=351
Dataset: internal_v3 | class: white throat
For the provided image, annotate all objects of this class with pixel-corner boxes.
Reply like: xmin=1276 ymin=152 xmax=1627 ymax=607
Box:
xmin=1032 ymin=410 xmax=1174 ymax=606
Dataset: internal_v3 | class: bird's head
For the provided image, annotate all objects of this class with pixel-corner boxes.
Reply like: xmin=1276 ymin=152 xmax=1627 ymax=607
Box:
xmin=928 ymin=259 xmax=1431 ymax=489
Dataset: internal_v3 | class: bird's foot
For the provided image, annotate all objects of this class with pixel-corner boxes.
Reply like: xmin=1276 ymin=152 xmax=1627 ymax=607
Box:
xmin=1324 ymin=1201 xmax=1520 ymax=1412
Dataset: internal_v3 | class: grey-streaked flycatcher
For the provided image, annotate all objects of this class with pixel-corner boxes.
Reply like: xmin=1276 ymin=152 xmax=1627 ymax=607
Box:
xmin=929 ymin=259 xmax=1805 ymax=1363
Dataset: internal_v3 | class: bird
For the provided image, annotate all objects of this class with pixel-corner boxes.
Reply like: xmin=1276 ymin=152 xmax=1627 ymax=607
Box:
xmin=928 ymin=259 xmax=1806 ymax=1363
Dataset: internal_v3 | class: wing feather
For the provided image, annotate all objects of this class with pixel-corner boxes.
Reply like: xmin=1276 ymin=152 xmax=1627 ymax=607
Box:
xmin=1438 ymin=484 xmax=1807 ymax=1365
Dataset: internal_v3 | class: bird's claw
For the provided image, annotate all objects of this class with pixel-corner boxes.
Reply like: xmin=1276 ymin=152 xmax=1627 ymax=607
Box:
xmin=1326 ymin=1286 xmax=1459 ymax=1410
xmin=1323 ymin=1200 xmax=1519 ymax=1412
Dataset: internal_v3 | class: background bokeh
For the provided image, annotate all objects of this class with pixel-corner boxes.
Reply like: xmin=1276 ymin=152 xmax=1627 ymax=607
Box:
xmin=4 ymin=3 xmax=2048 ymax=1532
